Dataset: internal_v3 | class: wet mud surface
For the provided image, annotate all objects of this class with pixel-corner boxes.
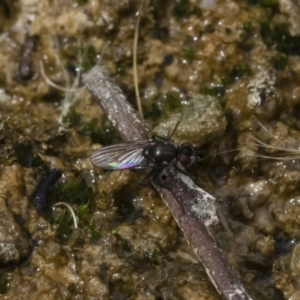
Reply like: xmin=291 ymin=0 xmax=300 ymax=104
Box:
xmin=1 ymin=0 xmax=300 ymax=299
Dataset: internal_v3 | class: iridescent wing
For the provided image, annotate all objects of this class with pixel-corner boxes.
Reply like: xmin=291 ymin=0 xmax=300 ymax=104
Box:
xmin=91 ymin=140 xmax=152 ymax=170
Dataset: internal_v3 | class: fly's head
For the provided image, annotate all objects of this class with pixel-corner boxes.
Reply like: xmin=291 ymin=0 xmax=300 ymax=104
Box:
xmin=177 ymin=142 xmax=199 ymax=169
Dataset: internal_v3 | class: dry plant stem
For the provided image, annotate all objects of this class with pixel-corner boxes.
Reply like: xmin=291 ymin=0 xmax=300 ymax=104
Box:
xmin=82 ymin=65 xmax=253 ymax=300
xmin=153 ymin=167 xmax=252 ymax=300
xmin=132 ymin=0 xmax=147 ymax=119
xmin=82 ymin=65 xmax=149 ymax=141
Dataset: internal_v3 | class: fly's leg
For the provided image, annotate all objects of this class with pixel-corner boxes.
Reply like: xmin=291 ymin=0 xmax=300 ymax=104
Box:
xmin=173 ymin=162 xmax=190 ymax=176
xmin=151 ymin=119 xmax=181 ymax=141
xmin=138 ymin=165 xmax=162 ymax=186
xmin=150 ymin=167 xmax=186 ymax=213
xmin=150 ymin=135 xmax=169 ymax=142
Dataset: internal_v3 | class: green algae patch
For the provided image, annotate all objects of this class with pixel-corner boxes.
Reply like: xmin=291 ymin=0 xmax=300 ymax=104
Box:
xmin=0 ymin=273 xmax=9 ymax=294
xmin=53 ymin=177 xmax=93 ymax=205
xmin=261 ymin=21 xmax=300 ymax=55
xmin=173 ymin=0 xmax=202 ymax=18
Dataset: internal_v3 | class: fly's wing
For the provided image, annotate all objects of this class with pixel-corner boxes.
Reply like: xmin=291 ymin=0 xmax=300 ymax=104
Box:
xmin=91 ymin=140 xmax=151 ymax=170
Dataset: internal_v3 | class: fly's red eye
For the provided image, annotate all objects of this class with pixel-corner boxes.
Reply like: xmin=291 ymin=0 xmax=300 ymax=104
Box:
xmin=179 ymin=153 xmax=192 ymax=166
xmin=178 ymin=143 xmax=196 ymax=167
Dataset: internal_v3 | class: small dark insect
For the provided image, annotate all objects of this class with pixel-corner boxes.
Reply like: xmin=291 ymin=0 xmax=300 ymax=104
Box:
xmin=91 ymin=138 xmax=200 ymax=213
xmin=31 ymin=169 xmax=62 ymax=213
xmin=91 ymin=137 xmax=199 ymax=172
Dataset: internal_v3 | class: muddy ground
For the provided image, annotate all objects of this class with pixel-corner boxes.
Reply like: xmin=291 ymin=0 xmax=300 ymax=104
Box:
xmin=0 ymin=0 xmax=300 ymax=299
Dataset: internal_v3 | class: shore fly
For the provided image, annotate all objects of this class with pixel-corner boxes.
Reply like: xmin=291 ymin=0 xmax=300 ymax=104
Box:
xmin=91 ymin=138 xmax=199 ymax=171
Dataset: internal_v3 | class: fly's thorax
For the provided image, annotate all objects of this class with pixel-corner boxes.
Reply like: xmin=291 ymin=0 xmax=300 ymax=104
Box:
xmin=142 ymin=141 xmax=178 ymax=164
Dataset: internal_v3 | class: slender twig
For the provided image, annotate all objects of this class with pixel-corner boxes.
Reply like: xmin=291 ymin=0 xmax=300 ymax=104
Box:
xmin=82 ymin=65 xmax=253 ymax=300
xmin=133 ymin=0 xmax=147 ymax=119
xmin=53 ymin=202 xmax=78 ymax=229
xmin=83 ymin=66 xmax=149 ymax=141
xmin=39 ymin=60 xmax=80 ymax=93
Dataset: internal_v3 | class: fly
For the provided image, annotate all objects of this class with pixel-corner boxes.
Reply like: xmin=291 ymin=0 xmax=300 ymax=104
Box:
xmin=90 ymin=138 xmax=199 ymax=171
xmin=91 ymin=137 xmax=200 ymax=213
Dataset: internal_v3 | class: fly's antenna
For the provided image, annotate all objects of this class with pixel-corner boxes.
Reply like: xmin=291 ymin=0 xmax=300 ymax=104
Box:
xmin=195 ymin=147 xmax=241 ymax=163
xmin=168 ymin=120 xmax=180 ymax=140
xmin=168 ymin=113 xmax=184 ymax=140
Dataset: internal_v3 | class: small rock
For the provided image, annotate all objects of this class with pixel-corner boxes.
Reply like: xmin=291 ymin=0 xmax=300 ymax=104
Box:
xmin=152 ymin=94 xmax=227 ymax=147
xmin=0 ymin=195 xmax=31 ymax=266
